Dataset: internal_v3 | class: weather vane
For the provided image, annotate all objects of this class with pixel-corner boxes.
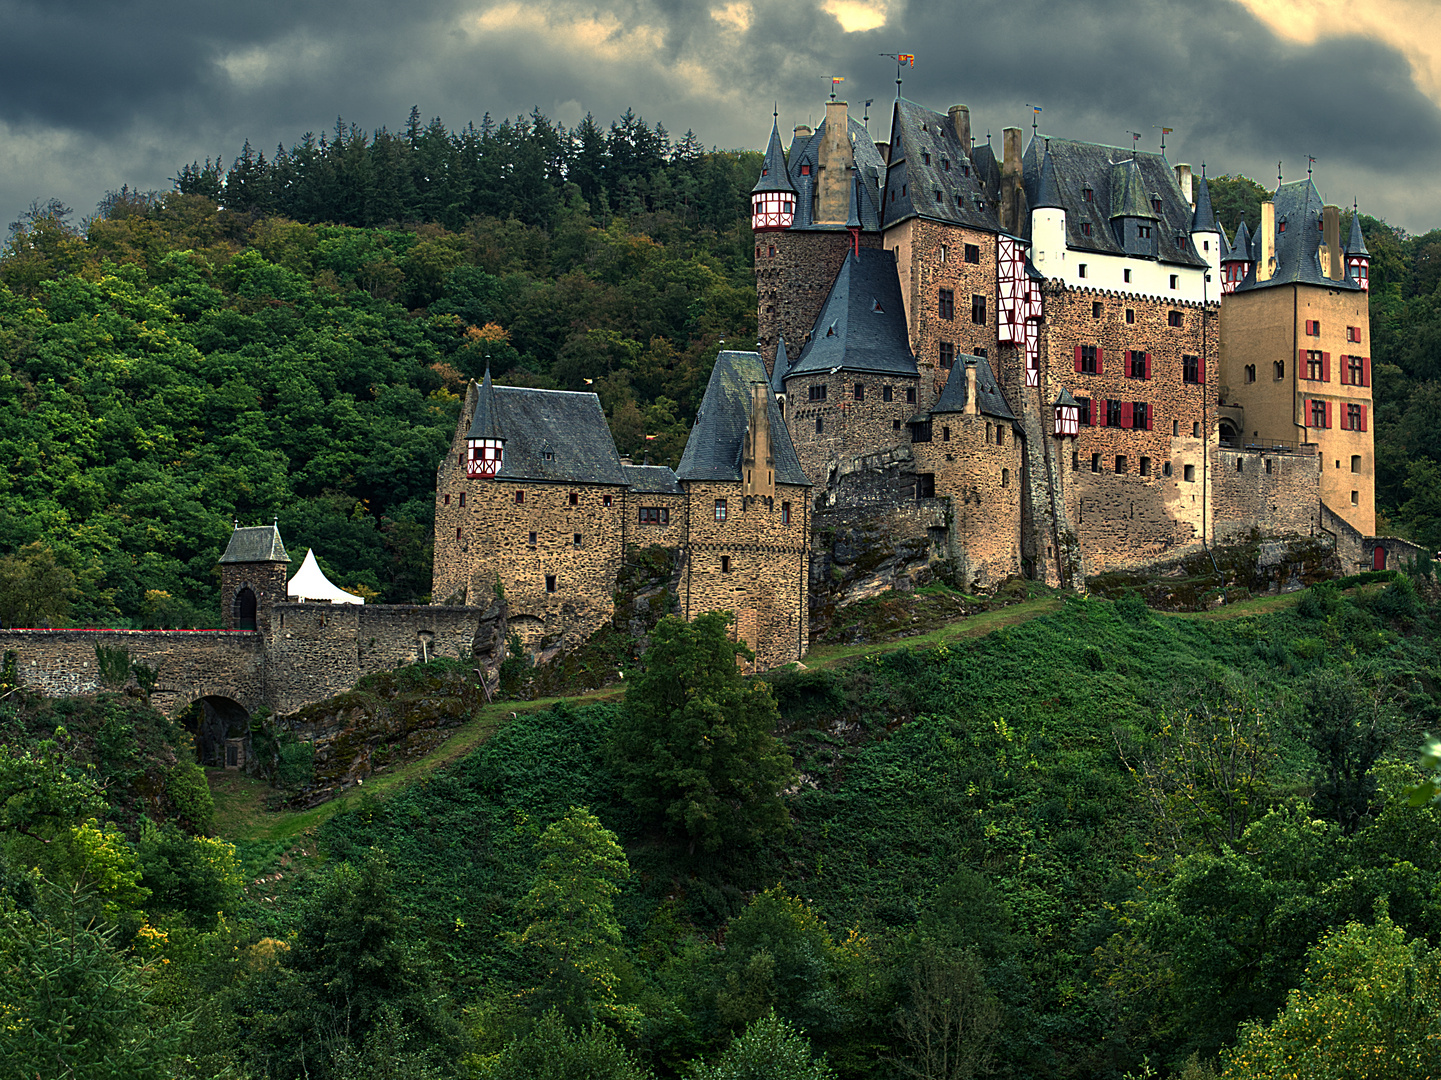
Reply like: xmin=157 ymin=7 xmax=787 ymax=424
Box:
xmin=1127 ymin=130 xmax=1142 ymax=157
xmin=828 ymin=75 xmax=844 ymax=101
xmin=880 ymin=53 xmax=915 ymax=97
xmin=1153 ymin=125 xmax=1173 ymax=153
xmin=863 ymin=98 xmax=874 ymax=132
xmin=1027 ymin=104 xmax=1042 ymax=138
xmin=1307 ymin=155 xmax=1316 ymax=180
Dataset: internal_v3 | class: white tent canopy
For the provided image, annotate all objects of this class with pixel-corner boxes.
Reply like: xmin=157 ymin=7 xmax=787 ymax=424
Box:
xmin=287 ymin=549 xmax=364 ymax=605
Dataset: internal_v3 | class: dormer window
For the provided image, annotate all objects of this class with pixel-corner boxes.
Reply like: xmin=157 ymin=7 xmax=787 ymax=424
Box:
xmin=1138 ymin=226 xmax=1152 ymax=239
xmin=1083 ymin=187 xmax=1094 ymax=202
xmin=922 ymin=151 xmax=931 ymax=165
xmin=962 ymin=164 xmax=971 ymax=177
xmin=941 ymin=158 xmax=950 ymax=170
xmin=1081 ymin=222 xmax=1092 ymax=236
xmin=1152 ymin=198 xmax=1163 ymax=213
xmin=934 ymin=190 xmax=942 ymax=202
xmin=1278 ymin=220 xmax=1287 ymax=233
xmin=801 ymin=164 xmax=811 ymax=175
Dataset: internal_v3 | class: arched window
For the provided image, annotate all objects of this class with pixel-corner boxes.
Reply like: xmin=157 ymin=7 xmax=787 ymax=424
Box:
xmin=233 ymin=587 xmax=258 ymax=632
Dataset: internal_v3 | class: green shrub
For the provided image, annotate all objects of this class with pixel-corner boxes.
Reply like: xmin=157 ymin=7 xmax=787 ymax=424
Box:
xmin=1372 ymin=574 xmax=1420 ymax=622
xmin=1297 ymin=582 xmax=1343 ymax=620
xmin=165 ymin=760 xmax=214 ymax=833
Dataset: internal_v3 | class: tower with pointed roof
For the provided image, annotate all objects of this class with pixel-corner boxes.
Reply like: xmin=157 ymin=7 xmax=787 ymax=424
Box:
xmin=1221 ymin=219 xmax=1253 ymax=293
xmin=219 ymin=522 xmax=290 ymax=631
xmin=1345 ymin=205 xmax=1370 ymax=290
xmin=1217 ymin=179 xmax=1376 ymax=541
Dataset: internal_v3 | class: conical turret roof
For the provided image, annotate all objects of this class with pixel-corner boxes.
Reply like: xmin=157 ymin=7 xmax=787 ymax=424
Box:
xmin=770 ymin=329 xmax=791 ymax=394
xmin=845 ymin=172 xmax=862 ymax=229
xmin=1346 ymin=207 xmax=1369 ymax=257
xmin=1032 ymin=142 xmax=1064 ymax=210
xmin=465 ymin=369 xmax=501 ymax=440
xmin=1109 ymin=158 xmax=1159 ymax=220
xmin=1191 ymin=171 xmax=1217 ymax=232
xmin=752 ymin=119 xmax=796 ymax=194
xmin=1227 ymin=219 xmax=1252 ymax=263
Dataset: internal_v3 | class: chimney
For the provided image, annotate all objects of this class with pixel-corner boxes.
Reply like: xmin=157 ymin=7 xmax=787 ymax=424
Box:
xmin=1174 ymin=164 xmax=1194 ymax=208
xmin=875 ymin=141 xmax=890 ymax=164
xmin=1001 ymin=127 xmax=1026 ymax=233
xmin=1322 ymin=204 xmax=1342 ymax=279
xmin=949 ymin=105 xmax=971 ymax=153
xmin=742 ymin=384 xmax=776 ymax=499
xmin=963 ymin=358 xmax=979 ymax=415
xmin=1259 ymin=200 xmax=1276 ymax=281
xmin=816 ymin=99 xmax=855 ymax=224
xmin=619 ymin=454 xmax=632 ymax=466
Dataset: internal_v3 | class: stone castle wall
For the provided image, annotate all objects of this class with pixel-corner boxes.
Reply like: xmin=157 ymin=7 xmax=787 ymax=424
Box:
xmin=219 ymin=562 xmax=287 ymax=631
xmin=681 ymin=480 xmax=810 ymax=670
xmin=0 ymin=628 xmax=267 ymax=716
xmin=1212 ymin=447 xmax=1322 ymax=546
xmin=784 ymin=370 xmax=921 ymax=485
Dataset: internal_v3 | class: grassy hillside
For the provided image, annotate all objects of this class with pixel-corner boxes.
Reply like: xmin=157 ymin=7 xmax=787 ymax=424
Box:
xmin=155 ymin=573 xmax=1441 ymax=1079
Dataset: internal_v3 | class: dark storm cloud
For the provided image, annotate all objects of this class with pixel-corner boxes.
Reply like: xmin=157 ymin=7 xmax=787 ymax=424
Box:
xmin=0 ymin=0 xmax=1438 ymax=231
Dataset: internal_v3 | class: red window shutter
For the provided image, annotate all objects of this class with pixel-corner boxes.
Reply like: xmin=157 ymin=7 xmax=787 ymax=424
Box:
xmin=1339 ymin=406 xmax=1350 ymax=431
xmin=1198 ymin=355 xmax=1205 ymax=383
xmin=1360 ymin=404 xmax=1367 ymax=432
xmin=1363 ymin=357 xmax=1371 ymax=387
xmin=1325 ymin=401 xmax=1333 ymax=428
xmin=1340 ymin=357 xmax=1350 ymax=385
xmin=1146 ymin=406 xmax=1154 ymax=430
xmin=1121 ymin=401 xmax=1133 ymax=429
xmin=1298 ymin=348 xmax=1306 ymax=374
xmin=1144 ymin=352 xmax=1152 ymax=380
xmin=1096 ymin=347 xmax=1104 ymax=375
xmin=1304 ymin=398 xmax=1312 ymax=427
xmin=1098 ymin=401 xmax=1107 ymax=428
xmin=1074 ymin=344 xmax=1083 ymax=373
xmin=1322 ymin=352 xmax=1330 ymax=382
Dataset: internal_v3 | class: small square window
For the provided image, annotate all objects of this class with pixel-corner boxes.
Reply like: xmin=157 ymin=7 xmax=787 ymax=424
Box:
xmin=720 ymin=555 xmax=731 ymax=573
xmin=1092 ymin=301 xmax=1103 ymax=319
xmin=1116 ymin=455 xmax=1127 ymax=474
xmin=1126 ymin=308 xmax=1135 ymax=324
xmin=569 ymin=491 xmax=578 ymax=506
xmin=573 ymin=533 xmax=582 ymax=547
xmin=883 ymin=385 xmax=893 ymax=402
xmin=854 ymin=382 xmax=865 ymax=401
xmin=906 ymin=386 xmax=917 ymax=404
xmin=1124 ymin=269 xmax=1132 ymax=284
xmin=1169 ymin=274 xmax=1179 ymax=290
xmin=1184 ymin=464 xmax=1196 ymax=482
xmin=528 ymin=531 xmax=537 ymax=546
xmin=964 ymin=244 xmax=980 ymax=264
xmin=443 ymin=494 xmax=450 ymax=505
xmin=971 ymin=295 xmax=986 ymax=325
xmin=1169 ymin=310 xmax=1183 ymax=327
xmin=714 ymin=499 xmax=727 ymax=522
xmin=603 ymin=494 xmax=613 ymax=507
xmin=515 ymin=490 xmax=525 ymax=504
xmin=1078 ymin=264 xmax=1088 ymax=278
xmin=546 ymin=575 xmax=557 ymax=593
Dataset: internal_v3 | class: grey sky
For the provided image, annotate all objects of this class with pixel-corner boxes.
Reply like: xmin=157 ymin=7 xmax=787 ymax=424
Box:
xmin=2 ymin=0 xmax=1438 ymax=235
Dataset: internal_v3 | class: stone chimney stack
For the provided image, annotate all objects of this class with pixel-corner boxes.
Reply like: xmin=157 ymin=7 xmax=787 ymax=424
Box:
xmin=816 ymin=100 xmax=854 ymax=224
xmin=949 ymin=105 xmax=972 ymax=153
xmin=1174 ymin=164 xmax=1194 ymax=207
xmin=963 ymin=358 xmax=979 ymax=416
xmin=1259 ymin=200 xmax=1276 ymax=282
xmin=741 ymin=383 xmax=776 ymax=499
xmin=1322 ymin=204 xmax=1342 ymax=279
xmin=1001 ymin=127 xmax=1027 ymax=234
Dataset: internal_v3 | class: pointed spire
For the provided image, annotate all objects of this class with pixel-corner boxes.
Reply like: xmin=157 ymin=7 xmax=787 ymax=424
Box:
xmin=466 ymin=368 xmax=501 ymax=439
xmin=1215 ymin=223 xmax=1232 ymax=261
xmin=1230 ymin=219 xmax=1253 ymax=264
xmin=752 ymin=119 xmax=796 ymax=194
xmin=770 ymin=329 xmax=791 ymax=394
xmin=1346 ymin=203 xmax=1369 ymax=256
xmin=1032 ymin=141 xmax=1064 ymax=210
xmin=845 ymin=171 xmax=862 ymax=230
xmin=1190 ymin=167 xmax=1217 ymax=232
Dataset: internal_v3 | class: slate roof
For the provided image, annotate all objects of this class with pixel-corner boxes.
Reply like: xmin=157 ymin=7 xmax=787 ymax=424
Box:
xmin=1191 ymin=172 xmax=1217 ymax=233
xmin=677 ymin=351 xmax=810 ymax=486
xmin=752 ymin=120 xmax=795 ymax=195
xmin=931 ymin=357 xmax=1016 ymax=421
xmin=1032 ymin=143 xmax=1064 ymax=210
xmin=220 ymin=524 xmax=290 ymax=564
xmin=786 ymin=113 xmax=886 ymax=231
xmin=1019 ymin=137 xmax=1207 ymax=267
xmin=463 ymin=384 xmax=629 ymax=484
xmin=1347 ymin=208 xmax=1370 ymax=256
xmin=770 ymin=328 xmax=791 ymax=394
xmin=1233 ymin=179 xmax=1364 ymax=293
xmin=880 ymin=98 xmax=1002 ymax=232
xmin=622 ymin=464 xmax=683 ymax=494
xmin=465 ymin=369 xmax=501 ymax=439
xmin=785 ymin=247 xmax=920 ymax=379
xmin=1226 ymin=219 xmax=1252 ymax=263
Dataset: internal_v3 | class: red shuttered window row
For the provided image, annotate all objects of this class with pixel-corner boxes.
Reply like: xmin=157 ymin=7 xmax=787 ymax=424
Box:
xmin=1305 ymin=399 xmax=1333 ymax=429
xmin=1300 ymin=349 xmax=1331 ymax=382
xmin=1340 ymin=403 xmax=1369 ymax=431
xmin=1092 ymin=399 xmax=1154 ymax=430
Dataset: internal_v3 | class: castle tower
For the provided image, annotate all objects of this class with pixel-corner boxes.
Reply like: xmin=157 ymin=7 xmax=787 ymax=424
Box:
xmin=465 ymin=368 xmax=506 ymax=478
xmin=1346 ymin=204 xmax=1370 ymax=290
xmin=218 ymin=522 xmax=290 ymax=631
xmin=1221 ymin=219 xmax=1252 ymax=293
xmin=1189 ymin=168 xmax=1225 ymax=278
xmin=751 ymin=119 xmax=797 ymax=232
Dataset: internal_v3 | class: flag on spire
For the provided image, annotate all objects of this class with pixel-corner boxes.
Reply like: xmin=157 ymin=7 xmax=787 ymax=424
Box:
xmin=898 ymin=54 xmax=915 ymax=66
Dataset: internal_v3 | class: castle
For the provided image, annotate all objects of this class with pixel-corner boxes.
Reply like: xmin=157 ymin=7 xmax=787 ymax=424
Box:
xmin=433 ymin=91 xmax=1403 ymax=672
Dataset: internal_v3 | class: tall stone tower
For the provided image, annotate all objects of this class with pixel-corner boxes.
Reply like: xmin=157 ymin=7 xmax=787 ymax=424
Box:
xmin=218 ymin=522 xmax=290 ymax=631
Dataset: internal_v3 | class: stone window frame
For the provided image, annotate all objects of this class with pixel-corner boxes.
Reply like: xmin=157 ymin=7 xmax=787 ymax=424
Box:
xmin=1245 ymin=364 xmax=1256 ymax=383
xmin=972 ymin=294 xmax=987 ymax=325
xmin=1304 ymin=350 xmax=1325 ymax=381
xmin=1169 ymin=274 xmax=1179 ymax=290
xmin=1183 ymin=464 xmax=1196 ymax=482
xmin=568 ymin=491 xmax=579 ymax=506
xmin=603 ymin=494 xmax=613 ymax=507
xmin=545 ymin=575 xmax=557 ymax=593
xmin=782 ymin=501 xmax=791 ymax=525
xmin=964 ymin=243 xmax=980 ymax=264
xmin=573 ymin=533 xmax=582 ymax=548
xmin=443 ymin=493 xmax=451 ymax=505
xmin=714 ymin=499 xmax=728 ymax=523
xmin=1127 ymin=350 xmax=1150 ymax=380
xmin=1126 ymin=308 xmax=1135 ymax=324
xmin=527 ymin=531 xmax=537 ymax=546
xmin=938 ymin=288 xmax=955 ymax=320
xmin=515 ymin=490 xmax=525 ymax=504
xmin=1182 ymin=354 xmax=1202 ymax=384
xmin=1091 ymin=301 xmax=1103 ymax=319
xmin=1091 ymin=453 xmax=1101 ymax=473
xmin=1076 ymin=396 xmax=1092 ymax=425
xmin=1139 ymin=456 xmax=1152 ymax=476
xmin=883 ymin=385 xmax=894 ymax=402
xmin=1132 ymin=401 xmax=1151 ymax=430
xmin=939 ymin=341 xmax=954 ymax=369
xmin=1079 ymin=344 xmax=1099 ymax=375
xmin=854 ymin=383 xmax=865 ymax=401
xmin=459 ymin=492 xmax=466 ymax=507
xmin=720 ymin=555 xmax=732 ymax=573
xmin=906 ymin=386 xmax=918 ymax=405
xmin=638 ymin=506 xmax=669 ymax=525
xmin=808 ymin=384 xmax=827 ymax=402
xmin=1351 ymin=455 xmax=1362 ymax=473
xmin=1168 ymin=310 xmax=1184 ymax=327
xmin=1116 ymin=454 xmax=1128 ymax=474
xmin=1106 ymin=399 xmax=1123 ymax=427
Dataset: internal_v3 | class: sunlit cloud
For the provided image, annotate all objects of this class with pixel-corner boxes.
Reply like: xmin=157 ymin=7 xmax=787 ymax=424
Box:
xmin=1232 ymin=0 xmax=1441 ymax=103
xmin=821 ymin=0 xmax=892 ymax=33
xmin=711 ymin=2 xmax=754 ymax=34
